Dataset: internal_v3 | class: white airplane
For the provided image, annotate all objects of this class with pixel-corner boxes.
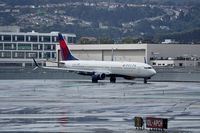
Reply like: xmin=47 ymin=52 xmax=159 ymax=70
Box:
xmin=34 ymin=33 xmax=156 ymax=83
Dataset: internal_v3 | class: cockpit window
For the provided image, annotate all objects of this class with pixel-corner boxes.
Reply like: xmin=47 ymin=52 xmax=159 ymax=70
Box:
xmin=144 ymin=67 xmax=152 ymax=69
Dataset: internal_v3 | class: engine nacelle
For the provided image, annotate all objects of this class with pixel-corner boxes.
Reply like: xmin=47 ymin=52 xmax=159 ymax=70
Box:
xmin=94 ymin=73 xmax=106 ymax=80
xmin=123 ymin=76 xmax=135 ymax=80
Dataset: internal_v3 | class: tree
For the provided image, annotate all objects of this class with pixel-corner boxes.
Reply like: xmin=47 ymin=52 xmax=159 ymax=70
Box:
xmin=121 ymin=37 xmax=140 ymax=44
xmin=78 ymin=37 xmax=97 ymax=44
xmin=99 ymin=37 xmax=114 ymax=44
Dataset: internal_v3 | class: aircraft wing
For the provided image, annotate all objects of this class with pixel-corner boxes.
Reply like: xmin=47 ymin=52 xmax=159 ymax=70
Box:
xmin=74 ymin=69 xmax=112 ymax=75
xmin=43 ymin=67 xmax=112 ymax=75
xmin=32 ymin=58 xmax=111 ymax=75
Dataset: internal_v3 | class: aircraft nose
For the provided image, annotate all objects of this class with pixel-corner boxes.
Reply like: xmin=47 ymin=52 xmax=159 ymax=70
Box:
xmin=151 ymin=69 xmax=156 ymax=76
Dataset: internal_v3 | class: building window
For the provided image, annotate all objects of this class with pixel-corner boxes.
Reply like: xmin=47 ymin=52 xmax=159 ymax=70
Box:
xmin=73 ymin=37 xmax=76 ymax=43
xmin=12 ymin=52 xmax=25 ymax=58
xmin=0 ymin=51 xmax=11 ymax=58
xmin=52 ymin=52 xmax=56 ymax=59
xmin=39 ymin=36 xmax=50 ymax=42
xmin=3 ymin=35 xmax=11 ymax=42
xmin=0 ymin=43 xmax=3 ymax=50
xmin=39 ymin=52 xmax=42 ymax=59
xmin=31 ymin=36 xmax=38 ymax=42
xmin=18 ymin=43 xmax=31 ymax=50
xmin=44 ymin=44 xmax=55 ymax=50
xmin=39 ymin=36 xmax=43 ymax=42
xmin=26 ymin=35 xmax=37 ymax=42
xmin=52 ymin=44 xmax=55 ymax=50
xmin=33 ymin=44 xmax=43 ymax=50
xmin=44 ymin=44 xmax=51 ymax=50
xmin=0 ymin=51 xmax=3 ymax=58
xmin=0 ymin=35 xmax=3 ymax=41
xmin=26 ymin=52 xmax=37 ymax=58
xmin=52 ymin=36 xmax=57 ymax=42
xmin=26 ymin=36 xmax=30 ymax=41
xmin=4 ymin=43 xmax=16 ymax=50
xmin=43 ymin=52 xmax=51 ymax=59
xmin=18 ymin=35 xmax=25 ymax=42
xmin=67 ymin=37 xmax=76 ymax=43
xmin=68 ymin=37 xmax=73 ymax=43
xmin=12 ymin=35 xmax=25 ymax=42
xmin=13 ymin=35 xmax=17 ymax=41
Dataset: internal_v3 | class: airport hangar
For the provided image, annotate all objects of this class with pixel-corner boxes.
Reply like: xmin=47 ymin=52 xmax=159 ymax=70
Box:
xmin=55 ymin=43 xmax=200 ymax=67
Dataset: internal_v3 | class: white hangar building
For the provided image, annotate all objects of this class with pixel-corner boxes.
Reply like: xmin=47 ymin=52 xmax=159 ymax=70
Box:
xmin=56 ymin=44 xmax=200 ymax=67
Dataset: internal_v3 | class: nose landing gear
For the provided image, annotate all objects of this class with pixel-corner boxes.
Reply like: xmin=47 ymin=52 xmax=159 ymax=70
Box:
xmin=144 ymin=78 xmax=147 ymax=84
xmin=144 ymin=77 xmax=150 ymax=84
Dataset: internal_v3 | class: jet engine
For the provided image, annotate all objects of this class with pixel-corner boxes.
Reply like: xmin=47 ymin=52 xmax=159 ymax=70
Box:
xmin=96 ymin=73 xmax=106 ymax=80
xmin=123 ymin=76 xmax=135 ymax=80
xmin=92 ymin=73 xmax=106 ymax=80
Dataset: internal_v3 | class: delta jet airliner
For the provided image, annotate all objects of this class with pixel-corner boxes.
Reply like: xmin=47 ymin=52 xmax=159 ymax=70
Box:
xmin=34 ymin=33 xmax=156 ymax=83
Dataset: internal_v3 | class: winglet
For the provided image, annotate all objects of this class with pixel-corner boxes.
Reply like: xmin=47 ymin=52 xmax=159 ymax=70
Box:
xmin=58 ymin=33 xmax=78 ymax=61
xmin=32 ymin=58 xmax=40 ymax=70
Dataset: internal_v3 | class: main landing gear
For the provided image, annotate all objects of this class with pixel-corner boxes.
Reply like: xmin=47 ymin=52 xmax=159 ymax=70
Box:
xmin=110 ymin=76 xmax=116 ymax=83
xmin=92 ymin=75 xmax=116 ymax=83
xmin=92 ymin=75 xmax=98 ymax=83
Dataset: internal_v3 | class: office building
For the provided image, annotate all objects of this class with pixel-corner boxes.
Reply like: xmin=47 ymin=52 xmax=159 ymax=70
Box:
xmin=0 ymin=31 xmax=76 ymax=67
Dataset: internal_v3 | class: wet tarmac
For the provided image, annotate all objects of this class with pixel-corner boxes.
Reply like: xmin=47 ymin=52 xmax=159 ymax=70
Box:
xmin=0 ymin=80 xmax=200 ymax=133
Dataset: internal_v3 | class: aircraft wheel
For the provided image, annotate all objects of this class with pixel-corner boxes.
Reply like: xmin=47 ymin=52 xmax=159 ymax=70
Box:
xmin=144 ymin=78 xmax=148 ymax=84
xmin=92 ymin=75 xmax=98 ymax=83
xmin=110 ymin=76 xmax=116 ymax=83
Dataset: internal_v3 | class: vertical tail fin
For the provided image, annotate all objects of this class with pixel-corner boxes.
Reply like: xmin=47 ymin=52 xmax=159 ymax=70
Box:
xmin=58 ymin=33 xmax=78 ymax=61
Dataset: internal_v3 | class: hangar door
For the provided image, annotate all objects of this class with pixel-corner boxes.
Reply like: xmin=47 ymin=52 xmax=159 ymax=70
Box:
xmin=103 ymin=50 xmax=145 ymax=62
xmin=71 ymin=50 xmax=102 ymax=61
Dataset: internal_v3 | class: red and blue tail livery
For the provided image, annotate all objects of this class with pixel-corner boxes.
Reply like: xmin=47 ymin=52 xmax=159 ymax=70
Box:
xmin=58 ymin=33 xmax=78 ymax=61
